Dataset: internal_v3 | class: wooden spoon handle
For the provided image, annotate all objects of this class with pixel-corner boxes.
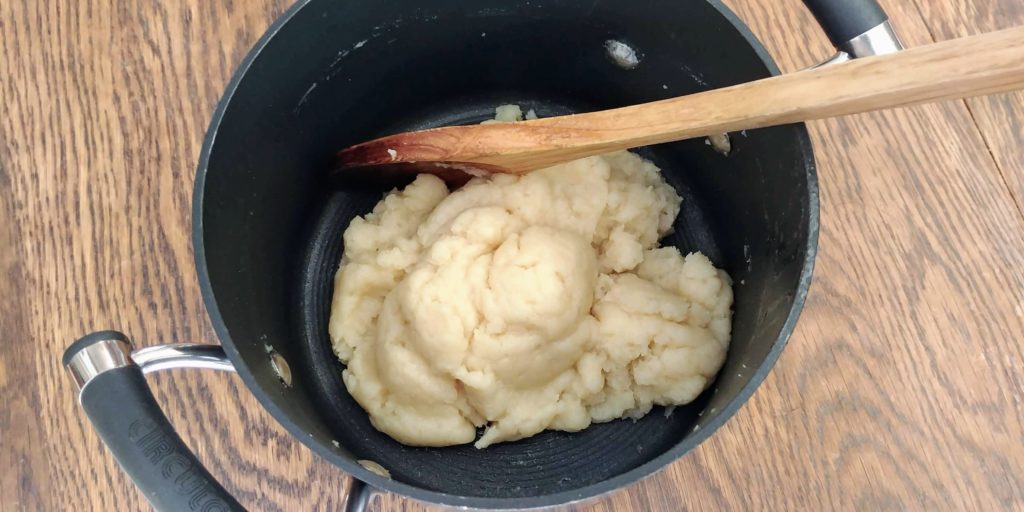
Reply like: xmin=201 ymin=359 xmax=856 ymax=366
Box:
xmin=340 ymin=26 xmax=1024 ymax=174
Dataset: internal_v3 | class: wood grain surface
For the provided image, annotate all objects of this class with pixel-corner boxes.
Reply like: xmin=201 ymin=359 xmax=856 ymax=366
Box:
xmin=1 ymin=0 xmax=1022 ymax=510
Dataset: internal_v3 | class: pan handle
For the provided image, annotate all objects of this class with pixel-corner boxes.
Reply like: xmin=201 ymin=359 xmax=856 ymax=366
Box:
xmin=801 ymin=0 xmax=903 ymax=64
xmin=63 ymin=331 xmax=375 ymax=512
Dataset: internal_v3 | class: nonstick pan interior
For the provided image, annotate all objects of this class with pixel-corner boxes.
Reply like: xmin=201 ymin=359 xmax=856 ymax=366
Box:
xmin=294 ymin=97 xmax=723 ymax=497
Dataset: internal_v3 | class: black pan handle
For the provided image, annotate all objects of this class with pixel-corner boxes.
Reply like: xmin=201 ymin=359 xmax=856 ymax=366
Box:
xmin=63 ymin=331 xmax=373 ymax=512
xmin=64 ymin=331 xmax=242 ymax=511
xmin=802 ymin=0 xmax=895 ymax=49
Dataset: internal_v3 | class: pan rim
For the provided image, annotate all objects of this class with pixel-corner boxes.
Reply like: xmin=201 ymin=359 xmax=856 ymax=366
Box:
xmin=192 ymin=0 xmax=820 ymax=508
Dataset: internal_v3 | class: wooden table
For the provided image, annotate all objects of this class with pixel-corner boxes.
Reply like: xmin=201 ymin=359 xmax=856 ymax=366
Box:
xmin=2 ymin=1 xmax=1022 ymax=510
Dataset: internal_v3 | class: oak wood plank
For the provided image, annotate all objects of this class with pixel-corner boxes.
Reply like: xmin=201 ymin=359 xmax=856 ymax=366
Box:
xmin=911 ymin=0 xmax=1024 ymax=220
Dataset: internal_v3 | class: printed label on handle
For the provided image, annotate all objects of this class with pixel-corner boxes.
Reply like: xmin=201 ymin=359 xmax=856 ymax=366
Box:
xmin=129 ymin=419 xmax=234 ymax=512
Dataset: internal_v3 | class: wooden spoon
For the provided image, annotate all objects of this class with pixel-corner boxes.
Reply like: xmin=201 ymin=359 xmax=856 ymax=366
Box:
xmin=336 ymin=25 xmax=1024 ymax=177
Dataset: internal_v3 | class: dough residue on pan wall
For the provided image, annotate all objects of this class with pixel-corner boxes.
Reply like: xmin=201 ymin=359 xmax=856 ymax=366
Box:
xmin=328 ymin=108 xmax=733 ymax=449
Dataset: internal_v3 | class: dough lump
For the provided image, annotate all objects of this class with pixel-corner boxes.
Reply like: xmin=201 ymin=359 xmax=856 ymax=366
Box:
xmin=329 ymin=150 xmax=732 ymax=448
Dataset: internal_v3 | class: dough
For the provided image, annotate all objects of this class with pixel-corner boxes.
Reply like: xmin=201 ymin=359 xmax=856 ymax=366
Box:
xmin=329 ymin=149 xmax=732 ymax=448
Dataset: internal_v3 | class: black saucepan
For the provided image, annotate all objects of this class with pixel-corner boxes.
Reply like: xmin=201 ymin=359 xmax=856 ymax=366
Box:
xmin=63 ymin=0 xmax=902 ymax=509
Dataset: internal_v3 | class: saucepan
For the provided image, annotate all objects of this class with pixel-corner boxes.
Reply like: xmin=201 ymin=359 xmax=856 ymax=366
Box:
xmin=63 ymin=0 xmax=901 ymax=509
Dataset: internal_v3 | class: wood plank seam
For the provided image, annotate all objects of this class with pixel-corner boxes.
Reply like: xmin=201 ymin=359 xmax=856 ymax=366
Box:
xmin=961 ymin=99 xmax=1024 ymax=221
xmin=909 ymin=0 xmax=1024 ymax=222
